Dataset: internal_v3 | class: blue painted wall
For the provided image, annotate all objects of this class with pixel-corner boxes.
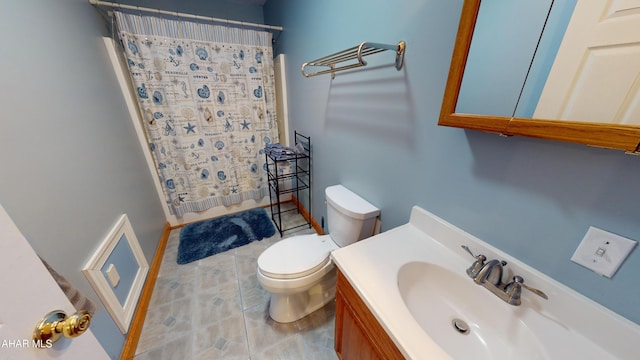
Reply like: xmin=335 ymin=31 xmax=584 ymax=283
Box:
xmin=264 ymin=0 xmax=640 ymax=326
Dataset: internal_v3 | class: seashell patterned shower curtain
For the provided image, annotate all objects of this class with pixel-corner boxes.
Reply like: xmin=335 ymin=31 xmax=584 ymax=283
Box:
xmin=114 ymin=11 xmax=279 ymax=217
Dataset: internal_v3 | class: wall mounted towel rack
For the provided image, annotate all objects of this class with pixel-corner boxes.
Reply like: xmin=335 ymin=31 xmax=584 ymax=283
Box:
xmin=301 ymin=41 xmax=406 ymax=78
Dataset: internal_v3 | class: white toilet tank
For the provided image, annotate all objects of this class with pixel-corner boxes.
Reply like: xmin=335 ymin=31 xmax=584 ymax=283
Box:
xmin=325 ymin=185 xmax=380 ymax=247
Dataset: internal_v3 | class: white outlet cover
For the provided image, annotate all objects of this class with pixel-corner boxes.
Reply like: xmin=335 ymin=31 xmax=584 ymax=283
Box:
xmin=105 ymin=263 xmax=121 ymax=287
xmin=571 ymin=226 xmax=637 ymax=278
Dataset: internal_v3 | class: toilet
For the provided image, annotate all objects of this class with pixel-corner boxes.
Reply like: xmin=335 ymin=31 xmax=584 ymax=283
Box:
xmin=256 ymin=184 xmax=380 ymax=323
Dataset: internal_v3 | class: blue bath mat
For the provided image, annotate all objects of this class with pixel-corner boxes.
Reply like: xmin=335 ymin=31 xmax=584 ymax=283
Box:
xmin=177 ymin=207 xmax=276 ymax=264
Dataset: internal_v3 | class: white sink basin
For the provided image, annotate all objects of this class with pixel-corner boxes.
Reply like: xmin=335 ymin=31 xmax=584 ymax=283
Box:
xmin=397 ymin=261 xmax=546 ymax=359
xmin=332 ymin=206 xmax=640 ymax=359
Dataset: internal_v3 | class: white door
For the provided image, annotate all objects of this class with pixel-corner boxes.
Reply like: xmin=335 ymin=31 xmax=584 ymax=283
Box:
xmin=533 ymin=0 xmax=640 ymax=124
xmin=0 ymin=204 xmax=109 ymax=359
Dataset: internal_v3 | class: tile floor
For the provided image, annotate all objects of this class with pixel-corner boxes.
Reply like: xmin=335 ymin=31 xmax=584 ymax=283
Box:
xmin=133 ymin=207 xmax=339 ymax=360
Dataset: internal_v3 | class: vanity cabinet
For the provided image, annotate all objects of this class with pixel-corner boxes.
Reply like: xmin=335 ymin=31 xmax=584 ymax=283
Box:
xmin=335 ymin=269 xmax=405 ymax=360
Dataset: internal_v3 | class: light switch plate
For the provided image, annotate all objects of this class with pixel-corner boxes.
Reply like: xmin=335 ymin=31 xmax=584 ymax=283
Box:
xmin=106 ymin=263 xmax=121 ymax=287
xmin=571 ymin=226 xmax=637 ymax=278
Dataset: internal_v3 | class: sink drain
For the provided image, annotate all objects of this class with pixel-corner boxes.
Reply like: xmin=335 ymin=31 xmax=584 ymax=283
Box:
xmin=451 ymin=318 xmax=470 ymax=335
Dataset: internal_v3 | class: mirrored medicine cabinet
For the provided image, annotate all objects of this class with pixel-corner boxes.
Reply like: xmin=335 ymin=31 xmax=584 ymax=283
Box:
xmin=439 ymin=0 xmax=640 ymax=152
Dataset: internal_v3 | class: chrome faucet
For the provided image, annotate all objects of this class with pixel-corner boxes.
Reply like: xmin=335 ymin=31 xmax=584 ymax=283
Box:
xmin=461 ymin=245 xmax=547 ymax=305
xmin=462 ymin=245 xmax=504 ymax=284
xmin=504 ymin=275 xmax=548 ymax=305
xmin=474 ymin=258 xmax=507 ymax=285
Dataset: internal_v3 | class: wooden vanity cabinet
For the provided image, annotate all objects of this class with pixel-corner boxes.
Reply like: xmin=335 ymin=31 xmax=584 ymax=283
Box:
xmin=335 ymin=269 xmax=405 ymax=360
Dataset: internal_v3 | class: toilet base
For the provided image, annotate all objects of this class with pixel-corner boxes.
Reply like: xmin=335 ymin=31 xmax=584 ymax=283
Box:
xmin=268 ymin=268 xmax=337 ymax=323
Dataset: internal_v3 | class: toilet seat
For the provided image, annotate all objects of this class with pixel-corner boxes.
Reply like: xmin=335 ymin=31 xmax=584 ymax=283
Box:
xmin=258 ymin=234 xmax=337 ymax=279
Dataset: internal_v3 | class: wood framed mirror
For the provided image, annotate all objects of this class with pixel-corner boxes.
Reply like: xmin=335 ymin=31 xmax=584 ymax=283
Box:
xmin=439 ymin=0 xmax=640 ymax=152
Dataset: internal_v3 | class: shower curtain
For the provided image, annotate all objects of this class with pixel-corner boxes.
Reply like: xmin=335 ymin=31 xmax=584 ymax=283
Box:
xmin=114 ymin=12 xmax=279 ymax=217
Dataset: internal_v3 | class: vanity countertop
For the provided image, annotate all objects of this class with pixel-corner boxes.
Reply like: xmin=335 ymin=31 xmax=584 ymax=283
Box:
xmin=331 ymin=206 xmax=640 ymax=360
xmin=332 ymin=214 xmax=453 ymax=359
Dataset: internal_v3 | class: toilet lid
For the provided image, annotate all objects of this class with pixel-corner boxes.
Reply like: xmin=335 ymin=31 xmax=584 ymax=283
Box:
xmin=258 ymin=234 xmax=336 ymax=279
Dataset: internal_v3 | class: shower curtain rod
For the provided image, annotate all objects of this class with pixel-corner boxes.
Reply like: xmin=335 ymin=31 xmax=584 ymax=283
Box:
xmin=88 ymin=0 xmax=284 ymax=32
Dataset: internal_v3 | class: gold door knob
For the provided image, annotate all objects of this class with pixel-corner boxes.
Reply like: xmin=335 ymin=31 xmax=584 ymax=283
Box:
xmin=33 ymin=310 xmax=92 ymax=347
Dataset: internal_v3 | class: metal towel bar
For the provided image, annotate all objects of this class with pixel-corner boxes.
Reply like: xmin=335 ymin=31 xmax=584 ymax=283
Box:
xmin=301 ymin=41 xmax=406 ymax=78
